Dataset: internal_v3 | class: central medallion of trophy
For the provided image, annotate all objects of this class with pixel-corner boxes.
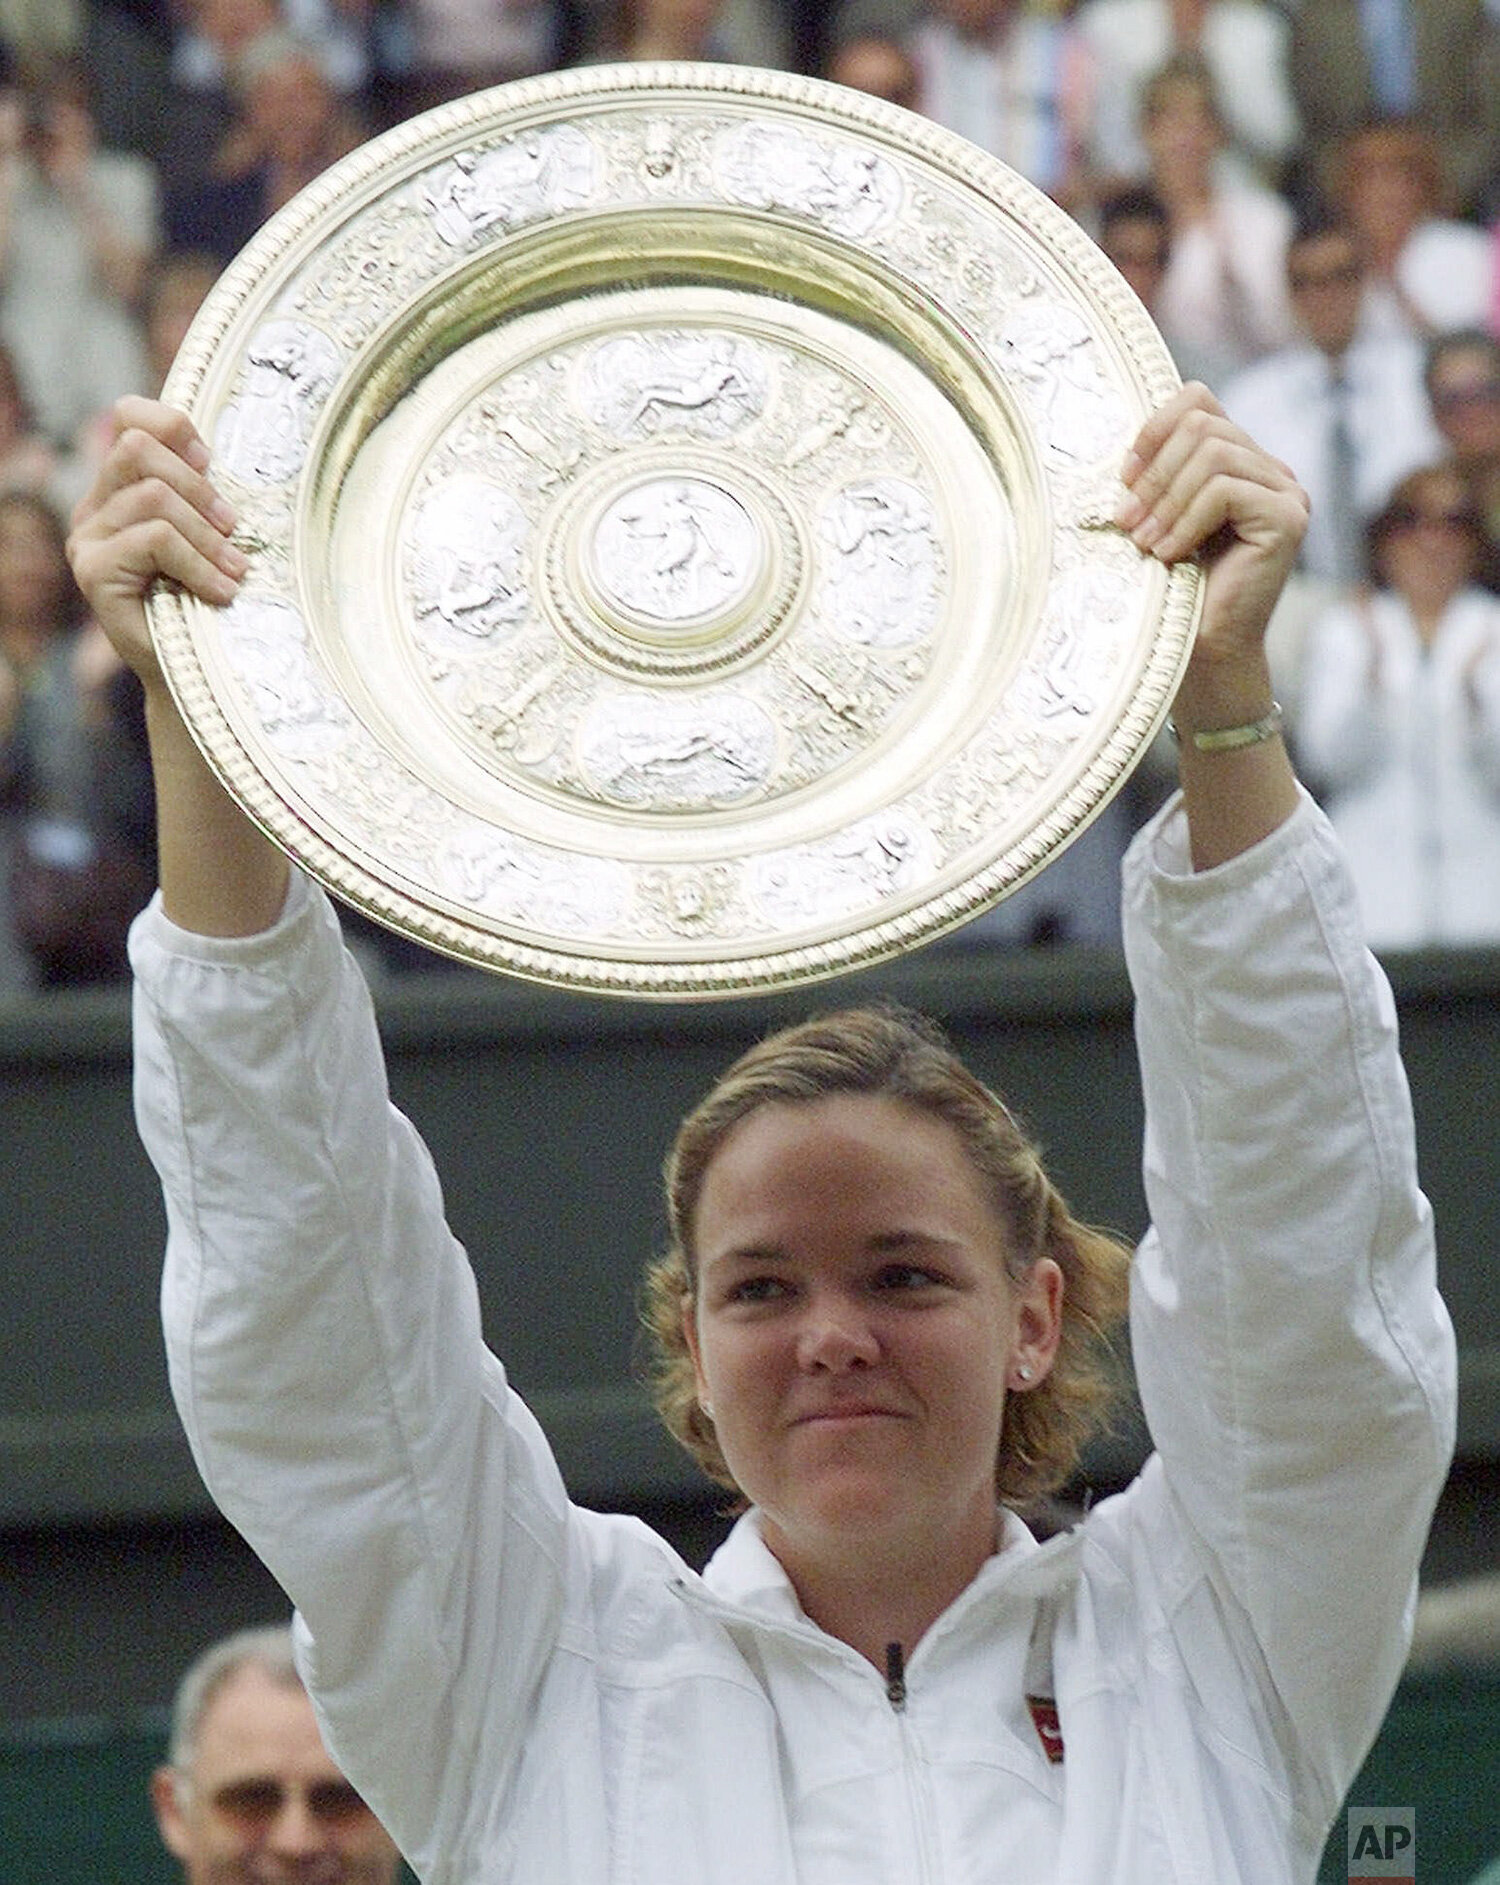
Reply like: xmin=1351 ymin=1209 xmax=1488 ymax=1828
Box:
xmin=551 ymin=454 xmax=803 ymax=681
xmin=588 ymin=474 xmax=763 ymax=634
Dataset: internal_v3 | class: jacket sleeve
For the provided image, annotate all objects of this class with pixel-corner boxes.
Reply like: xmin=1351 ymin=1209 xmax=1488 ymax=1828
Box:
xmin=1120 ymin=791 xmax=1456 ymax=1814
xmin=130 ymin=873 xmax=574 ymax=1875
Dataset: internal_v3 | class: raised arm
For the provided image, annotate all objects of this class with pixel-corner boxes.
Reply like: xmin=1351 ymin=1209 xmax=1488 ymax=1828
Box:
xmin=68 ymin=400 xmax=581 ymax=1873
xmin=66 ymin=396 xmax=288 ymax=936
xmin=1113 ymin=393 xmax=1455 ymax=1822
xmin=1115 ymin=383 xmax=1306 ymax=869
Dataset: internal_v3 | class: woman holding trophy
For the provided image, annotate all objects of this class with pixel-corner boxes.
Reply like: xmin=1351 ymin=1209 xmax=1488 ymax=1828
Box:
xmin=69 ymin=367 xmax=1453 ymax=1884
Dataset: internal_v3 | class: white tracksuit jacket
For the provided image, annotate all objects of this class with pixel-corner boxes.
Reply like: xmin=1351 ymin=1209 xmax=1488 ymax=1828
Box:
xmin=130 ymin=793 xmax=1456 ymax=1884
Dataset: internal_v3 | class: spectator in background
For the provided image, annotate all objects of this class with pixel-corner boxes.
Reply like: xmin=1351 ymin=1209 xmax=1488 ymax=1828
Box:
xmin=0 ymin=340 xmax=63 ymax=499
xmin=1295 ymin=464 xmax=1500 ymax=950
xmin=1425 ymin=328 xmax=1500 ymax=593
xmin=1139 ymin=53 xmax=1296 ymax=387
xmin=1329 ymin=119 xmax=1493 ymax=345
xmin=0 ymin=489 xmax=153 ymax=991
xmin=388 ymin=0 xmax=570 ymax=113
xmin=1288 ymin=0 xmax=1500 ymax=221
xmin=1096 ymin=182 xmax=1222 ymax=385
xmin=826 ymin=0 xmax=1091 ymax=210
xmin=156 ymin=0 xmax=285 ymax=202
xmin=1073 ymin=0 xmax=1297 ymax=192
xmin=141 ymin=251 xmax=223 ymax=395
xmin=825 ymin=33 xmax=922 ymax=111
xmin=151 ymin=1624 xmax=401 ymax=1885
xmin=1222 ymin=213 xmax=1441 ymax=588
xmin=170 ymin=0 xmax=373 ymax=96
xmin=165 ymin=32 xmax=366 ymax=268
xmin=0 ymin=57 xmax=155 ymax=448
xmin=574 ymin=0 xmax=793 ymax=70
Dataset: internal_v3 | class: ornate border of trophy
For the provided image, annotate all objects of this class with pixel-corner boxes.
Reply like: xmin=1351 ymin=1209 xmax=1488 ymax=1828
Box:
xmin=150 ymin=61 xmax=1200 ymax=996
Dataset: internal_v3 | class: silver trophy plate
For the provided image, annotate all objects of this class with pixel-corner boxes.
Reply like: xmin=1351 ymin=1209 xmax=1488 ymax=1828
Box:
xmin=151 ymin=61 xmax=1199 ymax=997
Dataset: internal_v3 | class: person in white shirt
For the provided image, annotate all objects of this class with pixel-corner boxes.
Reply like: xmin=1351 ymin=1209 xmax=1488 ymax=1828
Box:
xmin=828 ymin=0 xmax=1092 ymax=207
xmin=0 ymin=59 xmax=155 ymax=447
xmin=1139 ymin=54 xmax=1297 ymax=385
xmin=1328 ymin=118 xmax=1494 ymax=343
xmin=1097 ymin=180 xmax=1238 ymax=385
xmin=1424 ymin=327 xmax=1500 ymax=590
xmin=1296 ymin=462 xmax=1500 ymax=948
xmin=1222 ymin=214 xmax=1442 ymax=587
xmin=65 ymin=384 xmax=1454 ymax=1884
xmin=1074 ymin=0 xmax=1298 ymax=188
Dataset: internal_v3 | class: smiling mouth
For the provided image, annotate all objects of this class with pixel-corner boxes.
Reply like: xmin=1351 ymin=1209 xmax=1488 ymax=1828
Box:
xmin=793 ymin=1406 xmax=903 ymax=1426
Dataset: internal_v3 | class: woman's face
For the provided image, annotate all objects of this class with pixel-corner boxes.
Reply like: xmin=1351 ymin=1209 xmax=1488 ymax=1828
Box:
xmin=1377 ymin=474 xmax=1478 ymax=610
xmin=0 ymin=501 xmax=66 ymax=626
xmin=1428 ymin=344 xmax=1500 ymax=466
xmin=684 ymin=1093 xmax=1060 ymax=1580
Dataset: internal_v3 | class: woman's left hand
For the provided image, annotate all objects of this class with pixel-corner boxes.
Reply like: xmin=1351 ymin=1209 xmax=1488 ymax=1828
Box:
xmin=1116 ymin=383 xmax=1308 ymax=867
xmin=1115 ymin=381 xmax=1308 ymax=686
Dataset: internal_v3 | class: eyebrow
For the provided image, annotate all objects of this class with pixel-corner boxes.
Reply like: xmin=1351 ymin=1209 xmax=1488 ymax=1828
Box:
xmin=705 ymin=1227 xmax=962 ymax=1267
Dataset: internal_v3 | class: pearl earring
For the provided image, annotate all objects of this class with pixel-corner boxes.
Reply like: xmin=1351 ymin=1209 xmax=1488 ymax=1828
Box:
xmin=1015 ymin=1365 xmax=1033 ymax=1384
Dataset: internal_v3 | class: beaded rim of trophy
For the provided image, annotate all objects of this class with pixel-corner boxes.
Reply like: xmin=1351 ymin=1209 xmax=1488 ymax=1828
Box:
xmin=150 ymin=60 xmax=1200 ymax=998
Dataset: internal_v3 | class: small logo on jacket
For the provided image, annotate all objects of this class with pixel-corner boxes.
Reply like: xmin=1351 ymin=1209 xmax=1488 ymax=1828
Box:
xmin=1348 ymin=1806 xmax=1415 ymax=1883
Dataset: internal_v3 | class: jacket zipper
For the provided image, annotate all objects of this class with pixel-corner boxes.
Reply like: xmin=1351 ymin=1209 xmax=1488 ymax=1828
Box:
xmin=886 ymin=1641 xmax=938 ymax=1885
xmin=885 ymin=1640 xmax=907 ymax=1710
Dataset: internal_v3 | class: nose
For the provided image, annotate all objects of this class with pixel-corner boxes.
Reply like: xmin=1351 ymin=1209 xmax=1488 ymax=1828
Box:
xmin=265 ymin=1787 xmax=325 ymax=1860
xmin=795 ymin=1289 xmax=880 ymax=1373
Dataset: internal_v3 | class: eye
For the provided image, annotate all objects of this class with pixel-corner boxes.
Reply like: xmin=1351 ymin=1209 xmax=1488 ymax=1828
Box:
xmin=873 ymin=1262 xmax=946 ymax=1292
xmin=308 ymin=1780 xmax=374 ymax=1824
xmin=726 ymin=1274 xmax=793 ymax=1304
xmin=213 ymin=1780 xmax=283 ymax=1824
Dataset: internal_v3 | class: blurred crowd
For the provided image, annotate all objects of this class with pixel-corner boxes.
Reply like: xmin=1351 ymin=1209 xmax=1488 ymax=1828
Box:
xmin=4 ymin=0 xmax=1500 ymax=992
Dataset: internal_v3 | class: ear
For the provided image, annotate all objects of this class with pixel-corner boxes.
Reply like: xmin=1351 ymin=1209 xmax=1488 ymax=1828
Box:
xmin=150 ymin=1765 xmax=192 ymax=1862
xmin=680 ymin=1289 xmax=711 ymax=1409
xmin=1008 ymin=1256 xmax=1064 ymax=1390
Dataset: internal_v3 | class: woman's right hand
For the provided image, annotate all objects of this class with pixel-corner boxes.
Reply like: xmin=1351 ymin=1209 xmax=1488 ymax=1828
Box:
xmin=66 ymin=398 xmax=291 ymax=937
xmin=66 ymin=397 xmax=248 ymax=692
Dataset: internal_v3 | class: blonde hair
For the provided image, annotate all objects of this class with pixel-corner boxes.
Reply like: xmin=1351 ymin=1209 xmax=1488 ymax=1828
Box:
xmin=641 ymin=1005 xmax=1132 ymax=1507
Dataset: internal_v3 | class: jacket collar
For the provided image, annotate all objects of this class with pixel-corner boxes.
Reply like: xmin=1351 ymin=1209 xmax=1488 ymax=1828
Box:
xmin=698 ymin=1504 xmax=1072 ymax=1630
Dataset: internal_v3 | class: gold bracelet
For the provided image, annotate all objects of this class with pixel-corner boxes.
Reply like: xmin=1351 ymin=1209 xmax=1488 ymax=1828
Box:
xmin=1168 ymin=702 xmax=1284 ymax=752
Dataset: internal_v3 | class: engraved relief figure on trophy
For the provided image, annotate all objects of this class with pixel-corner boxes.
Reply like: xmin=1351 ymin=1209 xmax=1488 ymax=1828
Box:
xmin=820 ymin=477 xmax=942 ymax=647
xmin=580 ymin=331 xmax=768 ymax=441
xmin=999 ymin=304 xmax=1129 ymax=466
xmin=408 ymin=474 xmax=531 ymax=640
xmin=436 ymin=822 xmax=629 ymax=933
xmin=213 ymin=320 xmax=344 ymax=486
xmin=219 ymin=595 xmax=353 ymax=760
xmin=577 ymin=691 xmax=777 ymax=807
xmin=423 ymin=127 xmax=601 ymax=248
xmin=592 ymin=478 xmax=761 ymax=624
xmin=747 ymin=809 xmax=935 ymax=928
xmin=714 ymin=123 xmax=904 ymax=240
